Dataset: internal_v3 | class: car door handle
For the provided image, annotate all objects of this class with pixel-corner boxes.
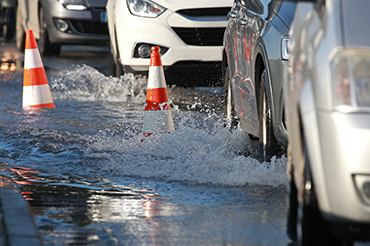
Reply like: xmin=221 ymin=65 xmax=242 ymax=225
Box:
xmin=227 ymin=11 xmax=240 ymax=19
xmin=238 ymin=18 xmax=248 ymax=26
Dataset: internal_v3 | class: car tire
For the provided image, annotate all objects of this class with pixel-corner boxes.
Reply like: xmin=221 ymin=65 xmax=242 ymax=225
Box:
xmin=258 ymin=69 xmax=279 ymax=162
xmin=287 ymin=176 xmax=298 ymax=242
xmin=222 ymin=57 xmax=238 ymax=129
xmin=39 ymin=7 xmax=60 ymax=57
xmin=16 ymin=5 xmax=25 ymax=52
xmin=2 ymin=7 xmax=15 ymax=41
xmin=109 ymin=40 xmax=124 ymax=77
xmin=296 ymin=142 xmax=354 ymax=246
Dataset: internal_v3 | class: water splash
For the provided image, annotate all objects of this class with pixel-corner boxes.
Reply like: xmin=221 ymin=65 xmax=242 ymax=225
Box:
xmin=50 ymin=65 xmax=148 ymax=103
xmin=2 ymin=65 xmax=288 ymax=188
xmin=84 ymin=115 xmax=288 ymax=187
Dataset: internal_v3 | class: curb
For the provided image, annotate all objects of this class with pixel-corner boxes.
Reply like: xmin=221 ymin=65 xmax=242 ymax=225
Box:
xmin=0 ymin=176 xmax=42 ymax=246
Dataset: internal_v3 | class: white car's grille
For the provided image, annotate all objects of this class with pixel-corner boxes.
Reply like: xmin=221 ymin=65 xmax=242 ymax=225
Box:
xmin=176 ymin=7 xmax=230 ymax=18
xmin=172 ymin=27 xmax=225 ymax=46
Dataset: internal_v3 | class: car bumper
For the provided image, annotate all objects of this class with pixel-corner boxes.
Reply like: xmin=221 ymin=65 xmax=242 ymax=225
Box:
xmin=314 ymin=111 xmax=370 ymax=227
xmin=45 ymin=0 xmax=109 ymax=45
xmin=115 ymin=8 xmax=227 ymax=72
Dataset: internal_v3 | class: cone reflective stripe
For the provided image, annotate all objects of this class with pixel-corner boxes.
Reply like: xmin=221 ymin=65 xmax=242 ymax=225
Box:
xmin=22 ymin=30 xmax=55 ymax=109
xmin=142 ymin=46 xmax=174 ymax=140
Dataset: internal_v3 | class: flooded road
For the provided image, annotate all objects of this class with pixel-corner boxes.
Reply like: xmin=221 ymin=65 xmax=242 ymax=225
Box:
xmin=0 ymin=41 xmax=290 ymax=245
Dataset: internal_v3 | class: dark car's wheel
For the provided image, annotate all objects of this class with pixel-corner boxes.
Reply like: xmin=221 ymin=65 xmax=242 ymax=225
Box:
xmin=39 ymin=7 xmax=60 ymax=56
xmin=109 ymin=40 xmax=124 ymax=77
xmin=222 ymin=57 xmax=238 ymax=129
xmin=258 ymin=69 xmax=279 ymax=162
xmin=16 ymin=5 xmax=25 ymax=51
xmin=2 ymin=7 xmax=15 ymax=41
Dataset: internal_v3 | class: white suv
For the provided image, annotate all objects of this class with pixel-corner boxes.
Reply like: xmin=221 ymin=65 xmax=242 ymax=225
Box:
xmin=106 ymin=0 xmax=231 ymax=84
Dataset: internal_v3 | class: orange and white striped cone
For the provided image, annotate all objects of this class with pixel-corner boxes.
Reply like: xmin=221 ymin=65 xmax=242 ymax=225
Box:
xmin=22 ymin=30 xmax=55 ymax=109
xmin=141 ymin=46 xmax=174 ymax=141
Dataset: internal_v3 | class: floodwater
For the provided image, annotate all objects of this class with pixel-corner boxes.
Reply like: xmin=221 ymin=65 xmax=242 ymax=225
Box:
xmin=0 ymin=42 xmax=290 ymax=245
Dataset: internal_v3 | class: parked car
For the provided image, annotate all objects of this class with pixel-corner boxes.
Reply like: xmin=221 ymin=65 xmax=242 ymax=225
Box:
xmin=285 ymin=0 xmax=370 ymax=245
xmin=16 ymin=0 xmax=109 ymax=56
xmin=106 ymin=0 xmax=232 ymax=84
xmin=222 ymin=0 xmax=296 ymax=161
xmin=0 ymin=0 xmax=15 ymax=41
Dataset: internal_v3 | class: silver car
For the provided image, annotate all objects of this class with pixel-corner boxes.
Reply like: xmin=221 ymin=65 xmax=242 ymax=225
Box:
xmin=16 ymin=0 xmax=109 ymax=56
xmin=285 ymin=1 xmax=370 ymax=245
xmin=222 ymin=0 xmax=296 ymax=161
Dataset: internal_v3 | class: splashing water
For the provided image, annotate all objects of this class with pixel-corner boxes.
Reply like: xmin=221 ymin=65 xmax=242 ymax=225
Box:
xmin=50 ymin=65 xmax=148 ymax=103
xmin=5 ymin=65 xmax=288 ymax=188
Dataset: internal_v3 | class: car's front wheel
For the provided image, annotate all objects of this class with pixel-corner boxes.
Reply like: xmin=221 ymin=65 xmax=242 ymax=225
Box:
xmin=287 ymin=174 xmax=298 ymax=242
xmin=39 ymin=6 xmax=60 ymax=56
xmin=109 ymin=40 xmax=124 ymax=77
xmin=16 ymin=5 xmax=25 ymax=51
xmin=296 ymin=141 xmax=353 ymax=246
xmin=258 ymin=69 xmax=279 ymax=162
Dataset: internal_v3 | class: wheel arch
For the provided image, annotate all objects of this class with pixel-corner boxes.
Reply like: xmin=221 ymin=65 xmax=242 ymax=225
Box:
xmin=254 ymin=43 xmax=270 ymax=121
xmin=254 ymin=52 xmax=264 ymax=117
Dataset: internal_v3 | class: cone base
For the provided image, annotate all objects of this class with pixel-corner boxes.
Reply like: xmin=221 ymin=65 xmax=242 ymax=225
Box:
xmin=141 ymin=132 xmax=172 ymax=142
xmin=23 ymin=102 xmax=56 ymax=109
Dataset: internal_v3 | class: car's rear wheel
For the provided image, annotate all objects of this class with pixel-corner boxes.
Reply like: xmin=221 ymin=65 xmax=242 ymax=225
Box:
xmin=222 ymin=57 xmax=238 ymax=129
xmin=39 ymin=6 xmax=60 ymax=57
xmin=258 ymin=69 xmax=278 ymax=162
xmin=16 ymin=5 xmax=25 ymax=51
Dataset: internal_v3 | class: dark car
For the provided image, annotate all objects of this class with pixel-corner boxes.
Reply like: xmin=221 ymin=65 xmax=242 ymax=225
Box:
xmin=16 ymin=0 xmax=109 ymax=56
xmin=222 ymin=0 xmax=296 ymax=161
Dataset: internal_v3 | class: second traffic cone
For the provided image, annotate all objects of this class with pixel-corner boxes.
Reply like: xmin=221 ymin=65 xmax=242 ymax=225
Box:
xmin=142 ymin=46 xmax=174 ymax=141
xmin=22 ymin=30 xmax=55 ymax=109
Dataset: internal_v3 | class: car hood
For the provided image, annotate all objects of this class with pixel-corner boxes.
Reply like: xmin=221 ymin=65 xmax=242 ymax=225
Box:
xmin=342 ymin=0 xmax=370 ymax=47
xmin=153 ymin=0 xmax=232 ymax=12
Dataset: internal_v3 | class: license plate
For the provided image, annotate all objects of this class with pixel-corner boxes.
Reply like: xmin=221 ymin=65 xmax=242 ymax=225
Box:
xmin=100 ymin=12 xmax=107 ymax=23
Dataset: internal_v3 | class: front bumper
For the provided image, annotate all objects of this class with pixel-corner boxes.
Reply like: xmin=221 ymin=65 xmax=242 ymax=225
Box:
xmin=45 ymin=1 xmax=109 ymax=45
xmin=313 ymin=111 xmax=370 ymax=230
xmin=115 ymin=7 xmax=227 ymax=72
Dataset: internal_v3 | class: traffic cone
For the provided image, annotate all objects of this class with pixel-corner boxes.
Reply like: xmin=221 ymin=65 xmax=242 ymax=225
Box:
xmin=141 ymin=46 xmax=174 ymax=141
xmin=22 ymin=30 xmax=55 ymax=109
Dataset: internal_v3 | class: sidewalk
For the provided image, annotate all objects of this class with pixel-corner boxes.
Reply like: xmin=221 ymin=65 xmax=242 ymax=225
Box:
xmin=0 ymin=176 xmax=43 ymax=246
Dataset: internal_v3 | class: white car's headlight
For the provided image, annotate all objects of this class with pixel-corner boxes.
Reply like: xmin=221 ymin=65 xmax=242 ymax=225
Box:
xmin=59 ymin=0 xmax=88 ymax=10
xmin=127 ymin=0 xmax=166 ymax=18
xmin=331 ymin=49 xmax=370 ymax=112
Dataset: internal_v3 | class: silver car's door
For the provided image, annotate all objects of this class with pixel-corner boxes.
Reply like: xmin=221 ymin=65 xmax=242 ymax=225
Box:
xmin=233 ymin=0 xmax=265 ymax=137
